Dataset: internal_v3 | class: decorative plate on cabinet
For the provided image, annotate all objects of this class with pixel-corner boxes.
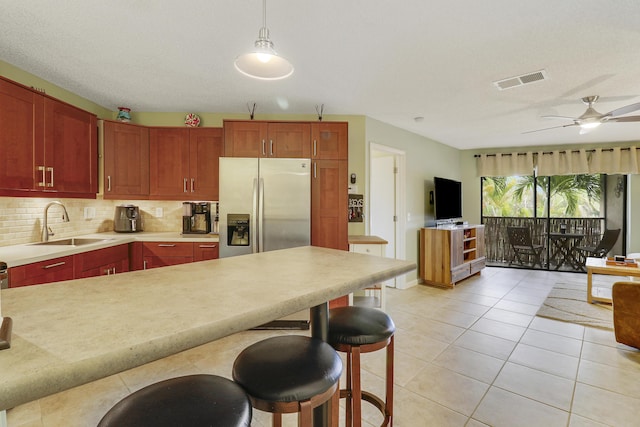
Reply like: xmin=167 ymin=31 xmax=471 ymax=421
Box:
xmin=185 ymin=113 xmax=201 ymax=127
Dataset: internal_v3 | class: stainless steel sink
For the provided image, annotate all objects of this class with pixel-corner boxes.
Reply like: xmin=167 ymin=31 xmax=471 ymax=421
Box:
xmin=31 ymin=238 xmax=110 ymax=246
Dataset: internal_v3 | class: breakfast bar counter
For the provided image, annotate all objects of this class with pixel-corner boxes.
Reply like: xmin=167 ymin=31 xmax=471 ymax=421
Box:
xmin=0 ymin=246 xmax=415 ymax=412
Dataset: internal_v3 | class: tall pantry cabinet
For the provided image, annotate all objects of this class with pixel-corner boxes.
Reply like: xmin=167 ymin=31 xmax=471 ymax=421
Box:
xmin=311 ymin=122 xmax=349 ymax=252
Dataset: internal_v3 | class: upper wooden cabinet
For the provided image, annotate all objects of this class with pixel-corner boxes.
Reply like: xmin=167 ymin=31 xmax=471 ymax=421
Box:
xmin=311 ymin=122 xmax=348 ymax=160
xmin=0 ymin=77 xmax=97 ymax=198
xmin=189 ymin=128 xmax=223 ymax=200
xmin=149 ymin=127 xmax=223 ymax=200
xmin=0 ymin=78 xmax=44 ymax=191
xmin=102 ymin=120 xmax=150 ymax=199
xmin=223 ymin=120 xmax=311 ymax=158
xmin=43 ymin=98 xmax=98 ymax=195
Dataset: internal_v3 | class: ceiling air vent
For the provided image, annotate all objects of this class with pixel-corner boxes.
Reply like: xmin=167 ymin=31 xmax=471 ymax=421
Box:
xmin=493 ymin=70 xmax=548 ymax=91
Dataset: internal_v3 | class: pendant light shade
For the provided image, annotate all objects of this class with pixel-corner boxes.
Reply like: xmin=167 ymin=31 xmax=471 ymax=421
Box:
xmin=234 ymin=0 xmax=293 ymax=80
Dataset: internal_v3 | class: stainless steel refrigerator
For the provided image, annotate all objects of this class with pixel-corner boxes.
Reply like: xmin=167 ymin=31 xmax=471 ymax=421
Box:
xmin=219 ymin=157 xmax=310 ymax=257
xmin=219 ymin=157 xmax=311 ymax=328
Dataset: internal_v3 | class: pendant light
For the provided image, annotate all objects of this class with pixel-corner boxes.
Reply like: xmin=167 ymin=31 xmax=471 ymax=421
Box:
xmin=234 ymin=0 xmax=294 ymax=80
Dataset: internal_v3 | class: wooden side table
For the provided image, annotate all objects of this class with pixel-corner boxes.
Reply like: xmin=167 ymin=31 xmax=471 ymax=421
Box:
xmin=585 ymin=257 xmax=640 ymax=304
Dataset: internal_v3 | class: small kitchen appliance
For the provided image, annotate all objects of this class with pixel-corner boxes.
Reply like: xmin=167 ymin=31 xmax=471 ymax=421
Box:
xmin=114 ymin=204 xmax=143 ymax=232
xmin=182 ymin=202 xmax=212 ymax=234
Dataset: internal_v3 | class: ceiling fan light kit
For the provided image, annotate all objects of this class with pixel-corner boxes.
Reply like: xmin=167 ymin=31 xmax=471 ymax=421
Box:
xmin=234 ymin=0 xmax=293 ymax=80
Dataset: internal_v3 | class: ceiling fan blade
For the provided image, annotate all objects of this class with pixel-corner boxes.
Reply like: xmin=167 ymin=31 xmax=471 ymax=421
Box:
xmin=541 ymin=115 xmax=576 ymax=121
xmin=607 ymin=115 xmax=640 ymax=122
xmin=605 ymin=102 xmax=640 ymax=118
xmin=522 ymin=123 xmax=578 ymax=134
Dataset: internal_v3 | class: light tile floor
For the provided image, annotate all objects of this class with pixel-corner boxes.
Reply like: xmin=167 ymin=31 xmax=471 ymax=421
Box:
xmin=7 ymin=267 xmax=640 ymax=426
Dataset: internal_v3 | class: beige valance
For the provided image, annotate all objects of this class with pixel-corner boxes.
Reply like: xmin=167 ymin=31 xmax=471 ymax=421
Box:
xmin=476 ymin=145 xmax=640 ymax=177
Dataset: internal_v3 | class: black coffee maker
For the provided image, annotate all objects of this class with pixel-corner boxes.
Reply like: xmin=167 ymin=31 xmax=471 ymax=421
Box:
xmin=182 ymin=202 xmax=211 ymax=234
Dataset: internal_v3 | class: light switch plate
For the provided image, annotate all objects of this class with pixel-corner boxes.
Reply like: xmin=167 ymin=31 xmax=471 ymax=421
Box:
xmin=155 ymin=207 xmax=163 ymax=218
xmin=83 ymin=207 xmax=96 ymax=219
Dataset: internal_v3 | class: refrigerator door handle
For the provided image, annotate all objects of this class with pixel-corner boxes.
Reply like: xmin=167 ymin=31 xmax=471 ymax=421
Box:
xmin=252 ymin=178 xmax=258 ymax=253
xmin=258 ymin=177 xmax=265 ymax=253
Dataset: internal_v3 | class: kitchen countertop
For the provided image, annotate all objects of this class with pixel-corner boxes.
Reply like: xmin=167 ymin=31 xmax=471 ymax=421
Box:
xmin=348 ymin=235 xmax=388 ymax=245
xmin=0 ymin=232 xmax=219 ymax=268
xmin=0 ymin=246 xmax=415 ymax=411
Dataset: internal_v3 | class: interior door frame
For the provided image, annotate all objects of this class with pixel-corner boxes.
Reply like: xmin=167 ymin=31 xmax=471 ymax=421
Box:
xmin=367 ymin=142 xmax=407 ymax=289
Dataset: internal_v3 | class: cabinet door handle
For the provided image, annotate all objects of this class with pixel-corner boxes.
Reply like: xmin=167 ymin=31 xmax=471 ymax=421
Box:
xmin=47 ymin=167 xmax=54 ymax=187
xmin=270 ymin=140 xmax=274 ymax=156
xmin=191 ymin=178 xmax=195 ymax=192
xmin=262 ymin=140 xmax=266 ymax=156
xmin=104 ymin=268 xmax=111 ymax=275
xmin=38 ymin=166 xmax=46 ymax=187
xmin=183 ymin=178 xmax=188 ymax=193
xmin=198 ymin=244 xmax=217 ymax=248
xmin=107 ymin=176 xmax=112 ymax=192
xmin=112 ymin=267 xmax=117 ymax=274
xmin=158 ymin=244 xmax=176 ymax=247
xmin=313 ymin=140 xmax=317 ymax=157
xmin=143 ymin=260 xmax=147 ymax=270
xmin=313 ymin=162 xmax=317 ymax=179
xmin=43 ymin=261 xmax=66 ymax=269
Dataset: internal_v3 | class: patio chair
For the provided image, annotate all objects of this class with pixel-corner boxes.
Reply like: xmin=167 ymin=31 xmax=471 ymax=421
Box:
xmin=506 ymin=226 xmax=544 ymax=268
xmin=576 ymin=228 xmax=620 ymax=261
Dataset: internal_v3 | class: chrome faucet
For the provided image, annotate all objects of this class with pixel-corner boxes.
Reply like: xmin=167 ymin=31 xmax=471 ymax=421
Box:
xmin=42 ymin=201 xmax=70 ymax=242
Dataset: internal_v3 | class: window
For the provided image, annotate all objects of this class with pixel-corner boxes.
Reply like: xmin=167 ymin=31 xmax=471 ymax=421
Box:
xmin=482 ymin=174 xmax=603 ymax=219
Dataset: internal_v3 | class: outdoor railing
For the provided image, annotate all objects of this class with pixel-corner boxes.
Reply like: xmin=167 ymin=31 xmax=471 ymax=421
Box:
xmin=482 ymin=216 xmax=605 ymax=269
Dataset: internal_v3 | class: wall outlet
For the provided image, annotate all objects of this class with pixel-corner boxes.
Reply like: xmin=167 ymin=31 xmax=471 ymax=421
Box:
xmin=155 ymin=207 xmax=163 ymax=218
xmin=83 ymin=207 xmax=96 ymax=219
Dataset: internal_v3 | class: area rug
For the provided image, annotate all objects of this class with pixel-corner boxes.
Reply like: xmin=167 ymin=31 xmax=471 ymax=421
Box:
xmin=536 ymin=281 xmax=613 ymax=330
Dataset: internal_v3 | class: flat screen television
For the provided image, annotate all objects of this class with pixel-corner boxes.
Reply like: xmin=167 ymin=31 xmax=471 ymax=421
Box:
xmin=434 ymin=177 xmax=462 ymax=220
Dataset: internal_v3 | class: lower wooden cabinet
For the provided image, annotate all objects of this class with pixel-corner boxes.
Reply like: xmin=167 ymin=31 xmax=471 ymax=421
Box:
xmin=9 ymin=240 xmax=220 ymax=287
xmin=141 ymin=242 xmax=193 ymax=270
xmin=138 ymin=241 xmax=219 ymax=270
xmin=193 ymin=242 xmax=219 ymax=261
xmin=9 ymin=255 xmax=75 ymax=287
xmin=74 ymin=245 xmax=130 ymax=278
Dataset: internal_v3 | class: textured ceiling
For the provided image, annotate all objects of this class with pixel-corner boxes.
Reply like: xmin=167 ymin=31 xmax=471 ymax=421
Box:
xmin=2 ymin=0 xmax=640 ymax=150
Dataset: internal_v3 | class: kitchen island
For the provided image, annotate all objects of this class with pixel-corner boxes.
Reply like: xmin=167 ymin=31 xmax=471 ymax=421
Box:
xmin=0 ymin=246 xmax=415 ymax=413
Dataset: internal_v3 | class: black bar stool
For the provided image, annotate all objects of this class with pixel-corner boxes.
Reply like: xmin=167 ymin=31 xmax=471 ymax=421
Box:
xmin=97 ymin=374 xmax=251 ymax=427
xmin=232 ymin=335 xmax=342 ymax=427
xmin=328 ymin=306 xmax=395 ymax=427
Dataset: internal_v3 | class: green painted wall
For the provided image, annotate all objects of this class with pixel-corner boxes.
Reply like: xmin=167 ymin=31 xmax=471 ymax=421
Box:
xmin=364 ymin=117 xmax=463 ymax=284
xmin=0 ymin=60 xmax=112 ymax=118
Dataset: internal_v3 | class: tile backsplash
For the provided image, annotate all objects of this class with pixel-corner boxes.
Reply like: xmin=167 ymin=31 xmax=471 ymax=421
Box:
xmin=0 ymin=197 xmax=188 ymax=247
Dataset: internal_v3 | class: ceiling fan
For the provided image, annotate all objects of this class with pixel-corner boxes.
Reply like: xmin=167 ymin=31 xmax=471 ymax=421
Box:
xmin=524 ymin=95 xmax=640 ymax=134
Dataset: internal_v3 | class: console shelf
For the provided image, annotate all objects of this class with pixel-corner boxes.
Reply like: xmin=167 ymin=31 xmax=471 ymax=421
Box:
xmin=419 ymin=225 xmax=485 ymax=288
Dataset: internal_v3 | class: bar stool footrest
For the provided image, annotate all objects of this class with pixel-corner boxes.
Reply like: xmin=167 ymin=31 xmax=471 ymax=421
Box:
xmin=338 ymin=389 xmax=391 ymax=427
